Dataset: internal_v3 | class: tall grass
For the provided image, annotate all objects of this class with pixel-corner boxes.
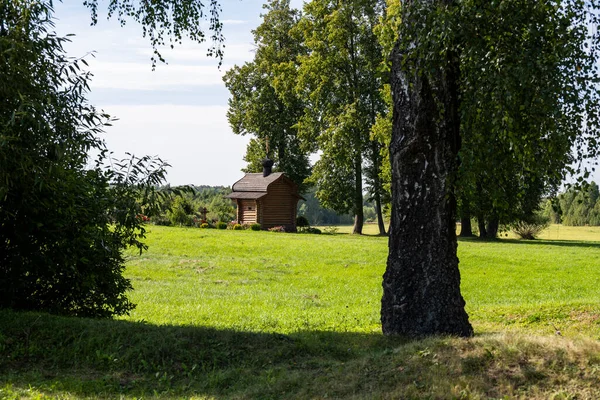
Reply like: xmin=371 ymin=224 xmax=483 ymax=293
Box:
xmin=1 ymin=226 xmax=599 ymax=399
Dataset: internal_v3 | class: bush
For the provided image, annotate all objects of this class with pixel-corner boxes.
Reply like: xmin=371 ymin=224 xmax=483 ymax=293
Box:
xmin=152 ymin=215 xmax=172 ymax=226
xmin=232 ymin=223 xmax=243 ymax=230
xmin=512 ymin=214 xmax=550 ymax=240
xmin=168 ymin=197 xmax=195 ymax=226
xmin=200 ymin=222 xmax=210 ymax=229
xmin=322 ymin=226 xmax=339 ymax=235
xmin=216 ymin=221 xmax=227 ymax=230
xmin=296 ymin=215 xmax=310 ymax=228
xmin=0 ymin=3 xmax=168 ymax=318
xmin=250 ymin=223 xmax=261 ymax=231
xmin=298 ymin=227 xmax=321 ymax=234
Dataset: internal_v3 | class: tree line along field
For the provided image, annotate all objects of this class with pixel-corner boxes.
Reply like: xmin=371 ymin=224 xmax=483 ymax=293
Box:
xmin=1 ymin=225 xmax=599 ymax=399
xmin=331 ymin=222 xmax=600 ymax=242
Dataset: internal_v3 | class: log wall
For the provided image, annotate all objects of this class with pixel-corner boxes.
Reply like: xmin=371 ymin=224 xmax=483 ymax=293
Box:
xmin=260 ymin=180 xmax=298 ymax=229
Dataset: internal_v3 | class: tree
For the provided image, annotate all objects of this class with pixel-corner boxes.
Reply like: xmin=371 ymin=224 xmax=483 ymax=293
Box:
xmin=382 ymin=0 xmax=600 ymax=336
xmin=297 ymin=188 xmax=355 ymax=225
xmin=0 ymin=1 xmax=171 ymax=317
xmin=223 ymin=0 xmax=311 ymax=191
xmin=455 ymin=0 xmax=590 ymax=239
xmin=381 ymin=0 xmax=473 ymax=336
xmin=84 ymin=0 xmax=224 ymax=67
xmin=296 ymin=0 xmax=387 ymax=235
xmin=558 ymin=182 xmax=600 ymax=226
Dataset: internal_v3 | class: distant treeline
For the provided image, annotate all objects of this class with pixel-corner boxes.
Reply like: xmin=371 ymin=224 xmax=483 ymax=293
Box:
xmin=299 ymin=188 xmax=382 ymax=226
xmin=152 ymin=185 xmax=380 ymax=227
xmin=544 ymin=182 xmax=600 ymax=226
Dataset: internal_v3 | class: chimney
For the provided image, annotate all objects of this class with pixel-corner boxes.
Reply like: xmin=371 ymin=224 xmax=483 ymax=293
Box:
xmin=262 ymin=157 xmax=274 ymax=177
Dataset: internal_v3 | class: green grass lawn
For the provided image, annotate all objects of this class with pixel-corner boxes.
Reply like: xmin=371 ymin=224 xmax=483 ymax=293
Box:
xmin=1 ymin=226 xmax=600 ymax=399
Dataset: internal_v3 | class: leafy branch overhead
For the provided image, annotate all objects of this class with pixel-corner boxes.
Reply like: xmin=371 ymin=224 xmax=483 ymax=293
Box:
xmin=83 ymin=0 xmax=225 ymax=67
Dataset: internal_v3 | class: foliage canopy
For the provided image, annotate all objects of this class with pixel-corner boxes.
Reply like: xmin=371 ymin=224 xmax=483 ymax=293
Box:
xmin=223 ymin=0 xmax=311 ymax=191
xmin=0 ymin=1 xmax=168 ymax=317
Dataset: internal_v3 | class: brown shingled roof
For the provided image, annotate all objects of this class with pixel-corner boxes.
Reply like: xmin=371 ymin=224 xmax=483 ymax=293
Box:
xmin=231 ymin=172 xmax=285 ymax=192
xmin=225 ymin=192 xmax=268 ymax=200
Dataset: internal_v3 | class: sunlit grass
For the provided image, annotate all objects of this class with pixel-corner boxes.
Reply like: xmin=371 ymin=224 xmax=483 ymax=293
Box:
xmin=537 ymin=224 xmax=600 ymax=241
xmin=1 ymin=225 xmax=600 ymax=399
xmin=123 ymin=228 xmax=386 ymax=333
xmin=121 ymin=226 xmax=600 ymax=338
xmin=332 ymin=222 xmax=600 ymax=242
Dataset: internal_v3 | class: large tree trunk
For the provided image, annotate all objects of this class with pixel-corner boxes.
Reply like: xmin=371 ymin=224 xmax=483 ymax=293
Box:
xmin=381 ymin=1 xmax=472 ymax=337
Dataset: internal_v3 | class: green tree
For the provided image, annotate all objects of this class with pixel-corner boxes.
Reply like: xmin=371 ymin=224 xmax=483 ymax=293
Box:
xmin=296 ymin=0 xmax=387 ymax=235
xmin=560 ymin=182 xmax=600 ymax=226
xmin=223 ymin=0 xmax=311 ymax=190
xmin=0 ymin=1 xmax=168 ymax=317
xmin=207 ymin=194 xmax=236 ymax=222
xmin=370 ymin=1 xmax=402 ymax=231
xmin=456 ymin=0 xmax=588 ymax=238
xmin=382 ymin=0 xmax=600 ymax=336
xmin=297 ymin=188 xmax=354 ymax=225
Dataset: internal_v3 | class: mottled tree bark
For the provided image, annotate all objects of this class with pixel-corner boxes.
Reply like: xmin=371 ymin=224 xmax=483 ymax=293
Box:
xmin=381 ymin=0 xmax=472 ymax=337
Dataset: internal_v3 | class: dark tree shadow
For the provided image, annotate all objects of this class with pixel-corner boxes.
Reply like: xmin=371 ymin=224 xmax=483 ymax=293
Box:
xmin=2 ymin=309 xmax=598 ymax=399
xmin=0 ymin=309 xmax=407 ymax=399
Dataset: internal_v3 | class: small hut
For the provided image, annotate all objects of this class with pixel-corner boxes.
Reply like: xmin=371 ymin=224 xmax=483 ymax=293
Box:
xmin=226 ymin=159 xmax=304 ymax=231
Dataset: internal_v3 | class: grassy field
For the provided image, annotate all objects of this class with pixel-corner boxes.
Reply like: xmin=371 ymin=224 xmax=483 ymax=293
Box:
xmin=331 ymin=222 xmax=600 ymax=242
xmin=1 ymin=225 xmax=600 ymax=399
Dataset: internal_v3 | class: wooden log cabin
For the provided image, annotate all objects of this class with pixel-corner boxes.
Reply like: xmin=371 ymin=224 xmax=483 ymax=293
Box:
xmin=226 ymin=159 xmax=304 ymax=231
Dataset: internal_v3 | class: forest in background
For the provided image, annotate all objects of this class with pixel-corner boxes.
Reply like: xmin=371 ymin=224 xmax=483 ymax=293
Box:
xmin=151 ymin=185 xmax=384 ymax=227
xmin=152 ymin=182 xmax=600 ymax=229
xmin=544 ymin=182 xmax=600 ymax=226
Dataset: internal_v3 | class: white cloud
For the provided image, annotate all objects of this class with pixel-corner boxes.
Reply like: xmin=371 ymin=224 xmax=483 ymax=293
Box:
xmin=52 ymin=1 xmax=268 ymax=186
xmin=86 ymin=60 xmax=231 ymax=91
xmin=223 ymin=19 xmax=247 ymax=25
xmin=134 ymin=42 xmax=255 ymax=65
xmin=98 ymin=105 xmax=249 ymax=186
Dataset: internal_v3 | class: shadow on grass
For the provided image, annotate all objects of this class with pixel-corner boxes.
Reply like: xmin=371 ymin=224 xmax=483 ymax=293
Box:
xmin=0 ymin=309 xmax=407 ymax=399
xmin=458 ymin=236 xmax=600 ymax=249
xmin=2 ymin=310 xmax=599 ymax=399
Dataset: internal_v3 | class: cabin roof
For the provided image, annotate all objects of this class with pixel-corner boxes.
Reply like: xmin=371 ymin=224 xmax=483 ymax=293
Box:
xmin=225 ymin=192 xmax=268 ymax=200
xmin=226 ymin=172 xmax=305 ymax=201
xmin=230 ymin=172 xmax=285 ymax=192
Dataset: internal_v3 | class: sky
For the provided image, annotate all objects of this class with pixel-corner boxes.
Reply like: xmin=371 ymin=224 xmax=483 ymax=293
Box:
xmin=51 ymin=1 xmax=600 ymax=188
xmin=52 ymin=1 xmax=301 ymax=187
